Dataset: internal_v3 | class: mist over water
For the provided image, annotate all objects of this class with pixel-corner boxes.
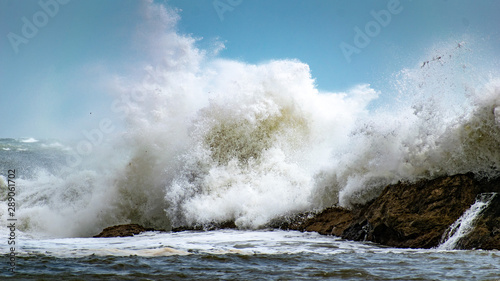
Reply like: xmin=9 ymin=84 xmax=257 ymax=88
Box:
xmin=1 ymin=1 xmax=499 ymax=238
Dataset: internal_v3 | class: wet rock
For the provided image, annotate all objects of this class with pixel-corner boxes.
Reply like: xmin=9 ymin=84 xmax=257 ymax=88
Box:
xmin=343 ymin=174 xmax=484 ymax=248
xmin=93 ymin=224 xmax=159 ymax=238
xmin=171 ymin=220 xmax=237 ymax=232
xmin=296 ymin=173 xmax=500 ymax=250
xmin=267 ymin=212 xmax=316 ymax=231
xmin=286 ymin=207 xmax=355 ymax=237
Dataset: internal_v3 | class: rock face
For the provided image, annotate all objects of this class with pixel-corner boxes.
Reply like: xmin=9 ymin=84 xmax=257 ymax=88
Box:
xmin=282 ymin=207 xmax=355 ymax=237
xmin=94 ymin=221 xmax=237 ymax=238
xmin=290 ymin=173 xmax=500 ymax=249
xmin=343 ymin=174 xmax=484 ymax=248
xmin=93 ymin=224 xmax=159 ymax=238
xmin=171 ymin=220 xmax=237 ymax=232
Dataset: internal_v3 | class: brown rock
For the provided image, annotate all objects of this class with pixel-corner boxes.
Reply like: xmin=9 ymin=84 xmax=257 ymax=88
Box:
xmin=297 ymin=207 xmax=355 ymax=236
xmin=171 ymin=220 xmax=237 ymax=232
xmin=271 ymin=174 xmax=499 ymax=250
xmin=268 ymin=207 xmax=357 ymax=238
xmin=93 ymin=224 xmax=158 ymax=238
xmin=341 ymin=173 xmax=500 ymax=249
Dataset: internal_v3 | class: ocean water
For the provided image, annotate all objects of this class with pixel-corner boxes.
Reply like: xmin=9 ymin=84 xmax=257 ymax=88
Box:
xmin=2 ymin=1 xmax=500 ymax=279
xmin=2 ymin=229 xmax=500 ymax=280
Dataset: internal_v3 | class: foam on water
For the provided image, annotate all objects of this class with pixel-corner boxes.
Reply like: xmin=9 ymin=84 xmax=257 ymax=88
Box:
xmin=1 ymin=0 xmax=499 ymax=238
xmin=20 ymin=138 xmax=39 ymax=143
xmin=6 ymin=229 xmax=415 ymax=258
xmin=2 ymin=229 xmax=499 ymax=281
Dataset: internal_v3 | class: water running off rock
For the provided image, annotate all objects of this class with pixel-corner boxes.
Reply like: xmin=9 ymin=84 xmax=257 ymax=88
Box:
xmin=438 ymin=192 xmax=497 ymax=250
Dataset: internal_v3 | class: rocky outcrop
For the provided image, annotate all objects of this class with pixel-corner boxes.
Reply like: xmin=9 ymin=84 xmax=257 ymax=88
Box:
xmin=291 ymin=173 xmax=500 ymax=249
xmin=277 ymin=207 xmax=355 ymax=237
xmin=171 ymin=220 xmax=237 ymax=232
xmin=94 ymin=221 xmax=237 ymax=238
xmin=93 ymin=224 xmax=160 ymax=238
xmin=343 ymin=174 xmax=484 ymax=248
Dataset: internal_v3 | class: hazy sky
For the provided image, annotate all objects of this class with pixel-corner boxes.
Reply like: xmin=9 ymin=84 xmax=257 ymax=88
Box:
xmin=1 ymin=0 xmax=499 ymax=139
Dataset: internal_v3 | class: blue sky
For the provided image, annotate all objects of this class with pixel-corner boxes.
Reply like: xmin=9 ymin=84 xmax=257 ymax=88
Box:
xmin=1 ymin=0 xmax=499 ymax=139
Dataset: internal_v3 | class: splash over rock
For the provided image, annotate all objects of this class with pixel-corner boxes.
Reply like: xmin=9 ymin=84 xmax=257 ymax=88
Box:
xmin=93 ymin=224 xmax=160 ymax=238
xmin=294 ymin=173 xmax=500 ymax=249
xmin=278 ymin=207 xmax=355 ymax=237
xmin=343 ymin=174 xmax=482 ymax=248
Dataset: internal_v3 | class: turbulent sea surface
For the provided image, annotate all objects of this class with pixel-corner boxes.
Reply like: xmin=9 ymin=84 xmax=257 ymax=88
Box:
xmin=2 ymin=1 xmax=500 ymax=279
xmin=2 ymin=229 xmax=500 ymax=280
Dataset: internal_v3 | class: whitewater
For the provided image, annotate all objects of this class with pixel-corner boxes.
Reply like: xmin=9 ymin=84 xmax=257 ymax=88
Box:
xmin=1 ymin=1 xmax=500 ymax=279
